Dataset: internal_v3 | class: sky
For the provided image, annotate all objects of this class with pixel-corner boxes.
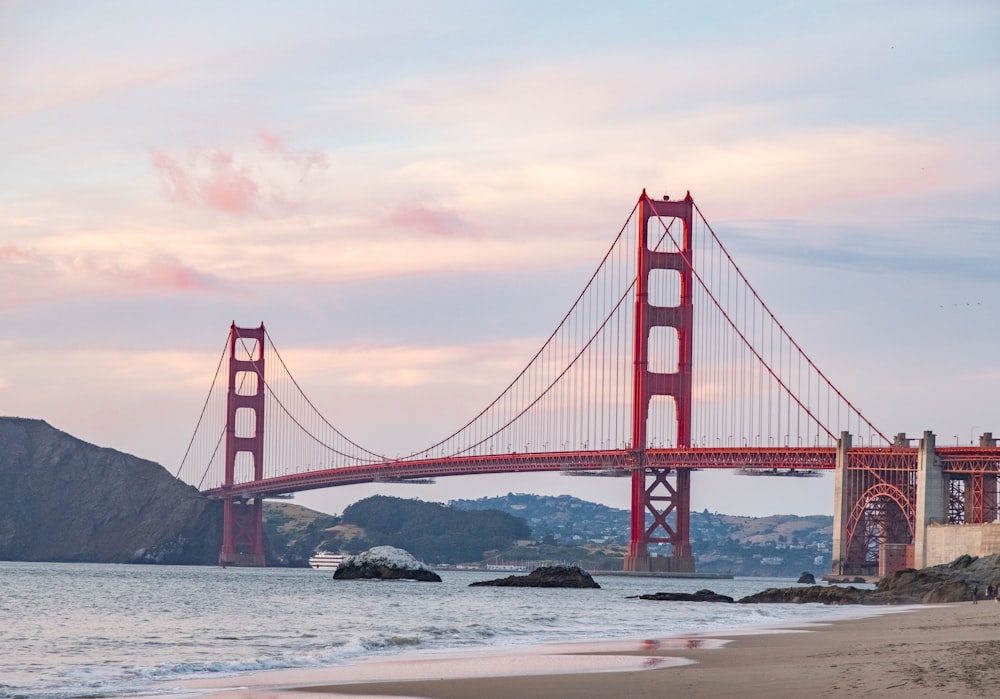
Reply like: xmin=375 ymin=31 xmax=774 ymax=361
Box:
xmin=2 ymin=1 xmax=998 ymax=518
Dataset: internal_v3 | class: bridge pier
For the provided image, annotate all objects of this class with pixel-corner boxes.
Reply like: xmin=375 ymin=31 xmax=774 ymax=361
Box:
xmin=624 ymin=466 xmax=695 ymax=573
xmin=914 ymin=431 xmax=944 ymax=569
xmin=830 ymin=432 xmax=852 ymax=576
xmin=221 ymin=497 xmax=266 ymax=567
xmin=624 ymin=554 xmax=695 ymax=573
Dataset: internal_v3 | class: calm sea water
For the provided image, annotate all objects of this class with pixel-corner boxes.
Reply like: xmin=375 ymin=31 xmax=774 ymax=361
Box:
xmin=1 ymin=562 xmax=876 ymax=699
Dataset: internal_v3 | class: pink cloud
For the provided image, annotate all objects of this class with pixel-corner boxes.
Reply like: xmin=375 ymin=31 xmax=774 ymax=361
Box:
xmin=0 ymin=244 xmax=39 ymax=263
xmin=104 ymin=255 xmax=219 ymax=293
xmin=257 ymin=130 xmax=284 ymax=152
xmin=384 ymin=204 xmax=472 ymax=237
xmin=257 ymin=130 xmax=329 ymax=179
xmin=150 ymin=149 xmax=196 ymax=205
xmin=0 ymin=248 xmax=218 ymax=311
xmin=151 ymin=133 xmax=328 ymax=215
xmin=151 ymin=148 xmax=259 ymax=213
xmin=202 ymin=150 xmax=260 ymax=213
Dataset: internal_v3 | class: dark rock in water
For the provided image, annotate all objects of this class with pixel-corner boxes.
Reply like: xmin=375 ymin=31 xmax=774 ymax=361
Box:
xmin=630 ymin=588 xmax=734 ymax=603
xmin=469 ymin=565 xmax=601 ymax=588
xmin=739 ymin=585 xmax=870 ymax=605
xmin=333 ymin=546 xmax=442 ymax=582
xmin=797 ymin=571 xmax=816 ymax=585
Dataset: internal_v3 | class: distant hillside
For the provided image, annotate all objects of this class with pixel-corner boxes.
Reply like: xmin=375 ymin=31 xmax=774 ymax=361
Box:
xmin=452 ymin=493 xmax=833 ymax=577
xmin=262 ymin=501 xmax=340 ymax=566
xmin=0 ymin=417 xmax=222 ymax=564
xmin=690 ymin=510 xmax=833 ymax=576
xmin=333 ymin=495 xmax=531 ymax=565
xmin=452 ymin=493 xmax=627 ymax=545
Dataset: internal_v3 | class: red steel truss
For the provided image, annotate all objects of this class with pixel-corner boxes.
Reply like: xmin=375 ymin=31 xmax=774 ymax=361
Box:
xmin=940 ymin=446 xmax=1000 ymax=525
xmin=841 ymin=449 xmax=917 ymax=574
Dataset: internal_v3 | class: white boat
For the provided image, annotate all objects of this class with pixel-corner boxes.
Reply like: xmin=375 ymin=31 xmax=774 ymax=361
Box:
xmin=308 ymin=551 xmax=345 ymax=570
xmin=485 ymin=563 xmax=529 ymax=572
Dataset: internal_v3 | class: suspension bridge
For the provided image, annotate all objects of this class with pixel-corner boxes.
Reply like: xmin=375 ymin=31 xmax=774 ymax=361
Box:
xmin=175 ymin=190 xmax=1000 ymax=575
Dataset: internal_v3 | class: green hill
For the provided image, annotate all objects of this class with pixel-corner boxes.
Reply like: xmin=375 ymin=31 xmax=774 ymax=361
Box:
xmin=269 ymin=495 xmax=531 ymax=565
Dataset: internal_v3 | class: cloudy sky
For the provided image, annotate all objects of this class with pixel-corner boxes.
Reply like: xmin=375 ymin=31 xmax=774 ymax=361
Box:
xmin=2 ymin=1 xmax=998 ymax=517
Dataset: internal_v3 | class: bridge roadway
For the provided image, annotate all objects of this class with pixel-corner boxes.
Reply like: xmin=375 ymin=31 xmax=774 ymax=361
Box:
xmin=203 ymin=445 xmax=1000 ymax=500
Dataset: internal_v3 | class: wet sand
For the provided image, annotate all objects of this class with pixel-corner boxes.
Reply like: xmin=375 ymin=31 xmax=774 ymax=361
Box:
xmin=175 ymin=602 xmax=1000 ymax=699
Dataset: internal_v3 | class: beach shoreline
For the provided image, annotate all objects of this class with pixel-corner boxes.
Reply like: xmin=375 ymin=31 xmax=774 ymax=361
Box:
xmin=163 ymin=601 xmax=1000 ymax=699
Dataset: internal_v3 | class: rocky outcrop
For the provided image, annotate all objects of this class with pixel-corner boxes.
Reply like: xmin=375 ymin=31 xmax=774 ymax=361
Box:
xmin=872 ymin=554 xmax=1000 ymax=603
xmin=797 ymin=571 xmax=816 ymax=584
xmin=0 ymin=417 xmax=222 ymax=564
xmin=630 ymin=589 xmax=734 ymax=603
xmin=824 ymin=576 xmax=867 ymax=584
xmin=333 ymin=546 xmax=442 ymax=582
xmin=736 ymin=555 xmax=1000 ymax=605
xmin=469 ymin=565 xmax=601 ymax=588
xmin=738 ymin=585 xmax=870 ymax=605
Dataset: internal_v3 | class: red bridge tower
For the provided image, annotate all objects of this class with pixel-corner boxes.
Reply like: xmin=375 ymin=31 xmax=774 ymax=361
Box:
xmin=219 ymin=322 xmax=267 ymax=566
xmin=624 ymin=191 xmax=696 ymax=573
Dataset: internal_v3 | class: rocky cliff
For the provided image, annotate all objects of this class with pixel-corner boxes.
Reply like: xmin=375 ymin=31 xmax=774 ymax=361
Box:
xmin=0 ymin=417 xmax=221 ymax=564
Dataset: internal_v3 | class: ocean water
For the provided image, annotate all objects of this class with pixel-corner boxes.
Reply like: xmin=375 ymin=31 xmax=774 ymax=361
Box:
xmin=1 ymin=562 xmax=876 ymax=698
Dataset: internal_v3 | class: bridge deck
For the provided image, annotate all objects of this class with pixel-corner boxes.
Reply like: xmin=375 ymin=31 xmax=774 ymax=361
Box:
xmin=202 ymin=446 xmax=1000 ymax=499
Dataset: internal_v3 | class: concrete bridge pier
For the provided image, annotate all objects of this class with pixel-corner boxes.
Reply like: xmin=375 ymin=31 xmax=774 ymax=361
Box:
xmin=831 ymin=431 xmax=851 ymax=576
xmin=914 ymin=431 xmax=945 ymax=569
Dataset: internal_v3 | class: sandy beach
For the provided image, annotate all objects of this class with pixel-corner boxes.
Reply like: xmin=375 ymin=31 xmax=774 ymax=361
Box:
xmin=169 ymin=601 xmax=1000 ymax=699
